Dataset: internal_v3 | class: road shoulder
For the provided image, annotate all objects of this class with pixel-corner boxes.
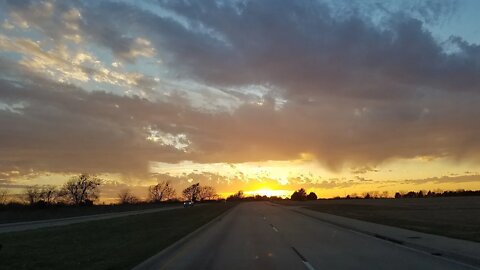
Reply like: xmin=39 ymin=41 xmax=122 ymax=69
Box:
xmin=274 ymin=203 xmax=480 ymax=268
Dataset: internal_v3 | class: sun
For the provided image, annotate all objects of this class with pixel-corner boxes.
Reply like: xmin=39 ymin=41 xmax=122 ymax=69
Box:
xmin=244 ymin=188 xmax=291 ymax=198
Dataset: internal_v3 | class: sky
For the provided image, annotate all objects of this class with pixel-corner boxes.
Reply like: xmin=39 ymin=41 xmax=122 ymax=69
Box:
xmin=1 ymin=0 xmax=480 ymax=202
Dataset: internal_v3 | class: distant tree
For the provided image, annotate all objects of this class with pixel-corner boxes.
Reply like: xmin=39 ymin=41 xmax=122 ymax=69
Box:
xmin=364 ymin=193 xmax=371 ymax=199
xmin=227 ymin=190 xmax=244 ymax=201
xmin=0 ymin=189 xmax=8 ymax=205
xmin=61 ymin=174 xmax=102 ymax=206
xmin=198 ymin=185 xmax=218 ymax=201
xmin=182 ymin=183 xmax=200 ymax=202
xmin=40 ymin=185 xmax=59 ymax=204
xmin=25 ymin=185 xmax=43 ymax=205
xmin=148 ymin=181 xmax=176 ymax=202
xmin=291 ymin=188 xmax=307 ymax=201
xmin=306 ymin=192 xmax=317 ymax=200
xmin=118 ymin=189 xmax=139 ymax=204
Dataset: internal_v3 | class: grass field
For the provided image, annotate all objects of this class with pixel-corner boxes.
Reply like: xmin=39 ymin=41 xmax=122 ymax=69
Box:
xmin=0 ymin=203 xmax=233 ymax=270
xmin=282 ymin=197 xmax=480 ymax=242
xmin=0 ymin=202 xmax=183 ymax=224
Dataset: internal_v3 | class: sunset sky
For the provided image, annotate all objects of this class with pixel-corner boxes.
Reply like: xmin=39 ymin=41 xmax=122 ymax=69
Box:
xmin=1 ymin=0 xmax=480 ymax=202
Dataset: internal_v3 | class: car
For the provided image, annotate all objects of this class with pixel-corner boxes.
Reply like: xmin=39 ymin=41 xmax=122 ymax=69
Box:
xmin=183 ymin=201 xmax=194 ymax=207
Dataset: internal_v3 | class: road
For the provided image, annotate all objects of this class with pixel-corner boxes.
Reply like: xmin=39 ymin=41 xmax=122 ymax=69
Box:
xmin=138 ymin=202 xmax=478 ymax=270
xmin=0 ymin=205 xmax=186 ymax=234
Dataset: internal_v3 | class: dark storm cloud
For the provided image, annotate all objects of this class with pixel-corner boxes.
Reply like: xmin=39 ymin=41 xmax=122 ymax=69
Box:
xmin=1 ymin=0 xmax=480 ymax=177
xmin=114 ymin=0 xmax=479 ymax=97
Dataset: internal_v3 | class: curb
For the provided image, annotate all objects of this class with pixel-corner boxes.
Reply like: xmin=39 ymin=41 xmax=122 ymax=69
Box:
xmin=132 ymin=204 xmax=237 ymax=270
xmin=286 ymin=207 xmax=480 ymax=269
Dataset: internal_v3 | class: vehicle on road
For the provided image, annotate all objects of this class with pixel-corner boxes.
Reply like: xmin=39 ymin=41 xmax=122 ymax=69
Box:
xmin=183 ymin=201 xmax=194 ymax=208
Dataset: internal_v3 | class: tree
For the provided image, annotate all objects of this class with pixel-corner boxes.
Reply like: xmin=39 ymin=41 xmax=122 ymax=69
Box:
xmin=148 ymin=181 xmax=176 ymax=202
xmin=40 ymin=185 xmax=58 ymax=204
xmin=61 ymin=174 xmax=101 ymax=205
xmin=227 ymin=190 xmax=244 ymax=201
xmin=25 ymin=185 xmax=42 ymax=205
xmin=307 ymin=192 xmax=317 ymax=200
xmin=198 ymin=185 xmax=218 ymax=201
xmin=290 ymin=188 xmax=307 ymax=201
xmin=24 ymin=185 xmax=60 ymax=206
xmin=118 ymin=189 xmax=139 ymax=204
xmin=182 ymin=183 xmax=200 ymax=202
xmin=0 ymin=189 xmax=8 ymax=205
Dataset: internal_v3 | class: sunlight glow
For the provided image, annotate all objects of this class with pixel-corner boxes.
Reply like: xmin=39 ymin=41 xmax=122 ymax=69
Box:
xmin=244 ymin=189 xmax=291 ymax=198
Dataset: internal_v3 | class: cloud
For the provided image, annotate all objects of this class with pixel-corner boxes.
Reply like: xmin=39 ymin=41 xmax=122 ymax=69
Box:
xmin=401 ymin=174 xmax=480 ymax=185
xmin=2 ymin=0 xmax=157 ymax=63
xmin=0 ymin=59 xmax=192 ymax=176
xmin=1 ymin=0 xmax=480 ymax=178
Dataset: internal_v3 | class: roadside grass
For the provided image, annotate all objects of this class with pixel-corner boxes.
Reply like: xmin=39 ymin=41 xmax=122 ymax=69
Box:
xmin=286 ymin=197 xmax=480 ymax=242
xmin=0 ymin=203 xmax=233 ymax=270
xmin=0 ymin=202 xmax=182 ymax=224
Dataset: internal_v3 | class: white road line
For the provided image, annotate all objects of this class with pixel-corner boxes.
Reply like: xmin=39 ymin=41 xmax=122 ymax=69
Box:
xmin=269 ymin=223 xmax=279 ymax=232
xmin=303 ymin=261 xmax=317 ymax=270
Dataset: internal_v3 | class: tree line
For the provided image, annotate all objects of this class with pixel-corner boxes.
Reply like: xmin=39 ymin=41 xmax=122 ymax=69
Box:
xmin=0 ymin=174 xmax=218 ymax=207
xmin=225 ymin=188 xmax=318 ymax=201
xmin=393 ymin=189 xmax=480 ymax=199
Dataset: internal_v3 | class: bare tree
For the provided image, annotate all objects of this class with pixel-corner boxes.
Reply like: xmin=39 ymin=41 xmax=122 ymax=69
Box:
xmin=182 ymin=183 xmax=200 ymax=202
xmin=148 ymin=181 xmax=176 ymax=202
xmin=40 ymin=185 xmax=58 ymax=204
xmin=0 ymin=189 xmax=8 ymax=205
xmin=198 ymin=186 xmax=218 ymax=201
xmin=25 ymin=185 xmax=42 ymax=205
xmin=118 ymin=189 xmax=139 ymax=204
xmin=61 ymin=174 xmax=102 ymax=205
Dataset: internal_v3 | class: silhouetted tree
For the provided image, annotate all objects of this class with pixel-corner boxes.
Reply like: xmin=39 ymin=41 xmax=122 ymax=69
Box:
xmin=227 ymin=190 xmax=244 ymax=201
xmin=0 ymin=189 xmax=8 ymax=205
xmin=307 ymin=192 xmax=317 ymax=200
xmin=61 ymin=174 xmax=101 ymax=205
xmin=198 ymin=185 xmax=218 ymax=201
xmin=24 ymin=185 xmax=42 ymax=205
xmin=24 ymin=185 xmax=60 ymax=206
xmin=291 ymin=188 xmax=308 ymax=201
xmin=118 ymin=189 xmax=139 ymax=204
xmin=40 ymin=185 xmax=58 ymax=204
xmin=183 ymin=183 xmax=200 ymax=202
xmin=148 ymin=181 xmax=176 ymax=202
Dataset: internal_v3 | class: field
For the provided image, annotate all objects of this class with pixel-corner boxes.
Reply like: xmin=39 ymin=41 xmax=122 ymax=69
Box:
xmin=0 ymin=203 xmax=233 ymax=270
xmin=0 ymin=202 xmax=182 ymax=224
xmin=280 ymin=197 xmax=480 ymax=242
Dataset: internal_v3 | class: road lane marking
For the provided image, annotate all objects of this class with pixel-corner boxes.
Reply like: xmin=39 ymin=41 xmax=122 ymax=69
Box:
xmin=291 ymin=246 xmax=317 ymax=270
xmin=269 ymin=223 xmax=279 ymax=232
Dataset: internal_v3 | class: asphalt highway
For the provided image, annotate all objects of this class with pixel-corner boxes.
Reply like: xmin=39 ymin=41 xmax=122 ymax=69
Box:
xmin=139 ymin=202 xmax=477 ymax=270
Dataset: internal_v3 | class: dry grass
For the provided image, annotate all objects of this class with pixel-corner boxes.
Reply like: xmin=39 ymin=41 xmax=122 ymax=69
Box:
xmin=282 ymin=197 xmax=480 ymax=242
